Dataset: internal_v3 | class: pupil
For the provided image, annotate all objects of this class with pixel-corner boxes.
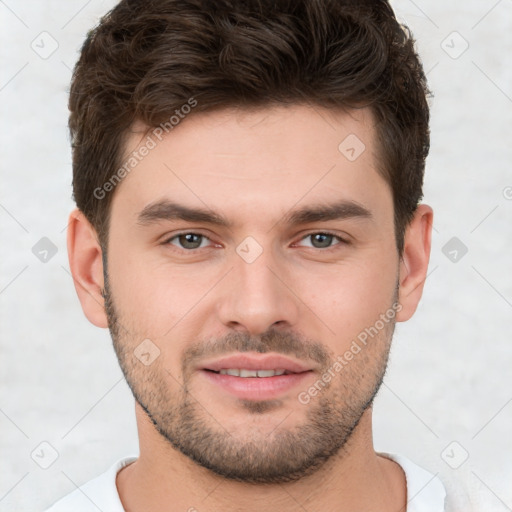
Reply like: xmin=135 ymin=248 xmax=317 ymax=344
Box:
xmin=313 ymin=233 xmax=332 ymax=248
xmin=180 ymin=233 xmax=201 ymax=249
xmin=178 ymin=234 xmax=333 ymax=250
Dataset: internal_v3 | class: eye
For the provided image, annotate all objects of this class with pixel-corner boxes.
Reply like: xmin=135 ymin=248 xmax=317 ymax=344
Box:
xmin=166 ymin=232 xmax=213 ymax=250
xmin=296 ymin=232 xmax=347 ymax=249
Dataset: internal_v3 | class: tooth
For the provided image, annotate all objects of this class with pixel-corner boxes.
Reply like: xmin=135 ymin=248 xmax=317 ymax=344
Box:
xmin=256 ymin=369 xmax=276 ymax=377
xmin=239 ymin=369 xmax=258 ymax=377
xmin=217 ymin=368 xmax=290 ymax=377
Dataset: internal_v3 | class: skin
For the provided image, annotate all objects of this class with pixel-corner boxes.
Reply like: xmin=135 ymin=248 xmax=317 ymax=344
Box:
xmin=68 ymin=104 xmax=432 ymax=512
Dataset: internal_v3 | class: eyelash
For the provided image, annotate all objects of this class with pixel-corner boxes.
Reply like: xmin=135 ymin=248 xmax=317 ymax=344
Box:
xmin=163 ymin=231 xmax=349 ymax=252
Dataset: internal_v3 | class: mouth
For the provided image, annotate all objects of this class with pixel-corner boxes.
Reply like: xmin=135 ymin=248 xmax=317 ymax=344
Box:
xmin=205 ymin=368 xmax=296 ymax=377
xmin=198 ymin=353 xmax=316 ymax=401
xmin=201 ymin=353 xmax=314 ymax=373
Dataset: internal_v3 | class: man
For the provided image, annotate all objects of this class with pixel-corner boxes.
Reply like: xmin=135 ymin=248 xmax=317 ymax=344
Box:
xmin=47 ymin=0 xmax=446 ymax=510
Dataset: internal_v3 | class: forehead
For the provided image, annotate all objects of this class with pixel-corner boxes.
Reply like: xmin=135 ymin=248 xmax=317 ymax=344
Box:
xmin=111 ymin=104 xmax=392 ymax=227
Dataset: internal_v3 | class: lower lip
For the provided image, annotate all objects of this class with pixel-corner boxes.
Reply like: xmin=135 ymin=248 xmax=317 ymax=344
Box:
xmin=200 ymin=370 xmax=314 ymax=401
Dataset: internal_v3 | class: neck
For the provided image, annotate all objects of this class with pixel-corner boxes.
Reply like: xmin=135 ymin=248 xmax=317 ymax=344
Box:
xmin=117 ymin=403 xmax=406 ymax=512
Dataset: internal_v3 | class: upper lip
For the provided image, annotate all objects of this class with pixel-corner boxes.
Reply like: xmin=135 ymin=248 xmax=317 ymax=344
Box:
xmin=201 ymin=353 xmax=315 ymax=373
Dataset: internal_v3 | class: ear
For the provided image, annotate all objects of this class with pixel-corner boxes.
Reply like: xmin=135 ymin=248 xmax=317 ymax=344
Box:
xmin=67 ymin=209 xmax=108 ymax=328
xmin=395 ymin=204 xmax=433 ymax=322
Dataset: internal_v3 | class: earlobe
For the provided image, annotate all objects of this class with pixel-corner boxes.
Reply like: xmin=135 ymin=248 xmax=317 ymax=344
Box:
xmin=67 ymin=209 xmax=109 ymax=328
xmin=396 ymin=204 xmax=433 ymax=322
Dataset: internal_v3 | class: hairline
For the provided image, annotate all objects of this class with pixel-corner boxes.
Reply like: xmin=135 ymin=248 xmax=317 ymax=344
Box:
xmin=97 ymin=102 xmax=409 ymax=256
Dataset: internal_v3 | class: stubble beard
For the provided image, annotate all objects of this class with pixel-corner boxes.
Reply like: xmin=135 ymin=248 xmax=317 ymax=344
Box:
xmin=103 ymin=271 xmax=396 ymax=484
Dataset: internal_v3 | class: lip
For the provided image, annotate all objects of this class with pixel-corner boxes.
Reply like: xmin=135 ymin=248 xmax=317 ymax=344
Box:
xmin=200 ymin=369 xmax=313 ymax=401
xmin=198 ymin=352 xmax=316 ymax=401
xmin=200 ymin=353 xmax=315 ymax=373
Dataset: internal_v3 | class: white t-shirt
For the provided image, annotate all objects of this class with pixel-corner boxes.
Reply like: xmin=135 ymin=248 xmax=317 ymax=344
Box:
xmin=45 ymin=452 xmax=446 ymax=511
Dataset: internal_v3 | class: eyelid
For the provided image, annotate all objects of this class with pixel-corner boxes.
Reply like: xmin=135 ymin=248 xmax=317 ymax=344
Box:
xmin=161 ymin=230 xmax=350 ymax=251
xmin=292 ymin=231 xmax=351 ymax=250
xmin=163 ymin=230 xmax=218 ymax=248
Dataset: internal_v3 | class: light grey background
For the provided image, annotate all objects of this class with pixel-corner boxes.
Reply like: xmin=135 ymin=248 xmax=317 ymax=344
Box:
xmin=1 ymin=1 xmax=511 ymax=511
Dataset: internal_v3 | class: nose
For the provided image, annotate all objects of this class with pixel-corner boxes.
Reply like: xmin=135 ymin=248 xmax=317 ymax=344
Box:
xmin=216 ymin=244 xmax=300 ymax=335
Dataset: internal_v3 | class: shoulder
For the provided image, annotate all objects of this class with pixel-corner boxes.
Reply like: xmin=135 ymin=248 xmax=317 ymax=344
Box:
xmin=378 ymin=452 xmax=447 ymax=512
xmin=44 ymin=456 xmax=138 ymax=512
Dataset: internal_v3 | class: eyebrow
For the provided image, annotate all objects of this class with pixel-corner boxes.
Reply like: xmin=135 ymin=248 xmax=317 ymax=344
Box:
xmin=137 ymin=199 xmax=372 ymax=228
xmin=282 ymin=200 xmax=372 ymax=225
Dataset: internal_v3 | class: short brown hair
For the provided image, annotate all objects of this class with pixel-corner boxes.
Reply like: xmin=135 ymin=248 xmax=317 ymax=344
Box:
xmin=69 ymin=0 xmax=430 ymax=254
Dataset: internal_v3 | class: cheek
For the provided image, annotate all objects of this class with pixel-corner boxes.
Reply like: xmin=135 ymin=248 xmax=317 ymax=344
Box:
xmin=296 ymin=253 xmax=398 ymax=345
xmin=107 ymin=246 xmax=220 ymax=337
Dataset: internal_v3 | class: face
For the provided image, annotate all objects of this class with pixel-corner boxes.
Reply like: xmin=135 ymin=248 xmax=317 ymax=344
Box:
xmin=103 ymin=105 xmax=400 ymax=483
